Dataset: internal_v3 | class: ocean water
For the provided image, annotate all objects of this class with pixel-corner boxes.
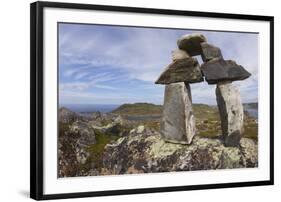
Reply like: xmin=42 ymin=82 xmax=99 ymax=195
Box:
xmin=60 ymin=104 xmax=120 ymax=113
xmin=245 ymin=108 xmax=258 ymax=119
xmin=60 ymin=104 xmax=258 ymax=119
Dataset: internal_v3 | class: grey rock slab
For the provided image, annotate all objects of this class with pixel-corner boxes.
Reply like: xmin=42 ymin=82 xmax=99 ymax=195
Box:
xmin=155 ymin=58 xmax=203 ymax=84
xmin=201 ymin=58 xmax=251 ymax=84
xmin=59 ymin=107 xmax=80 ymax=123
xmin=70 ymin=121 xmax=96 ymax=146
xmin=216 ymin=82 xmax=244 ymax=147
xmin=200 ymin=42 xmax=223 ymax=62
xmin=171 ymin=49 xmax=190 ymax=61
xmin=160 ymin=82 xmax=196 ymax=144
xmin=177 ymin=33 xmax=207 ymax=56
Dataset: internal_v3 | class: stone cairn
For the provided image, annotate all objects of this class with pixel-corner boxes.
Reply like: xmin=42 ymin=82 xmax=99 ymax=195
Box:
xmin=155 ymin=33 xmax=251 ymax=147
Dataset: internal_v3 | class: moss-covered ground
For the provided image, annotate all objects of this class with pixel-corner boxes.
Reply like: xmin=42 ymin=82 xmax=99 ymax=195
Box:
xmin=83 ymin=129 xmax=119 ymax=171
xmin=113 ymin=103 xmax=258 ymax=140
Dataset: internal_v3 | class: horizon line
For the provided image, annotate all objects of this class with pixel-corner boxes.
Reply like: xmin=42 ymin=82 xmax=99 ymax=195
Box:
xmin=59 ymin=101 xmax=258 ymax=106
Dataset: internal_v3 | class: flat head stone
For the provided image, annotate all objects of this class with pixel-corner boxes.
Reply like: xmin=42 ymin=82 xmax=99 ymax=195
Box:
xmin=177 ymin=33 xmax=207 ymax=56
xmin=155 ymin=58 xmax=203 ymax=84
xmin=200 ymin=42 xmax=223 ymax=62
xmin=201 ymin=58 xmax=251 ymax=84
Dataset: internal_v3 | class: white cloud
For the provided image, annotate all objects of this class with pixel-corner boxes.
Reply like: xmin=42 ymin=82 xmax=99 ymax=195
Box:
xmin=60 ymin=26 xmax=179 ymax=83
xmin=60 ymin=73 xmax=120 ymax=91
xmin=60 ymin=89 xmax=163 ymax=105
xmin=59 ymin=24 xmax=258 ymax=104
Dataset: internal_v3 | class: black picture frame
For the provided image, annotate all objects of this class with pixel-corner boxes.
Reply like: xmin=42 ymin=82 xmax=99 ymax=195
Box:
xmin=30 ymin=1 xmax=274 ymax=200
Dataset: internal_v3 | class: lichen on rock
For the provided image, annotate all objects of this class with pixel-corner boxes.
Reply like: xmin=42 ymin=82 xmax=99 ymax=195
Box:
xmin=100 ymin=129 xmax=258 ymax=175
xmin=149 ymin=138 xmax=183 ymax=158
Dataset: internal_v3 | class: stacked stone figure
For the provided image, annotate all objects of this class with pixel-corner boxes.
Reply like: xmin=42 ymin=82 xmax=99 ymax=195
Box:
xmin=155 ymin=34 xmax=205 ymax=144
xmin=155 ymin=33 xmax=251 ymax=147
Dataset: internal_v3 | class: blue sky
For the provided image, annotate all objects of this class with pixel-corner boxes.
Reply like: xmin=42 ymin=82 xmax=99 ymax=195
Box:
xmin=59 ymin=23 xmax=258 ymax=105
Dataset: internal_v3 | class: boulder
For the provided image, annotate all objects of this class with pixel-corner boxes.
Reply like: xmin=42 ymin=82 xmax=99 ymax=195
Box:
xmin=216 ymin=82 xmax=244 ymax=147
xmin=200 ymin=42 xmax=223 ymax=62
xmin=89 ymin=113 xmax=124 ymax=134
xmin=177 ymin=33 xmax=207 ymax=56
xmin=70 ymin=121 xmax=96 ymax=146
xmin=201 ymin=58 xmax=251 ymax=84
xmin=101 ymin=133 xmax=258 ymax=175
xmin=160 ymin=82 xmax=196 ymax=144
xmin=59 ymin=107 xmax=80 ymax=123
xmin=58 ymin=120 xmax=96 ymax=177
xmin=155 ymin=58 xmax=203 ymax=84
xmin=171 ymin=49 xmax=190 ymax=61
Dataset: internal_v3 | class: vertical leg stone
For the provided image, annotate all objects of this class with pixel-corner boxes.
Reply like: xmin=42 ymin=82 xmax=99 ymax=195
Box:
xmin=216 ymin=82 xmax=244 ymax=147
xmin=161 ymin=82 xmax=196 ymax=144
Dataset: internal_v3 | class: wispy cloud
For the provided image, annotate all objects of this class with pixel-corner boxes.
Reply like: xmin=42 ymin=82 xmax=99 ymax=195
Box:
xmin=59 ymin=23 xmax=258 ymax=105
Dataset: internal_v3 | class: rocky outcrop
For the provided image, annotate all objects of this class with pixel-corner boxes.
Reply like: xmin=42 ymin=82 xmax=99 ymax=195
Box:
xmin=161 ymin=82 xmax=196 ymax=144
xmin=101 ymin=131 xmax=258 ymax=175
xmin=90 ymin=115 xmax=124 ymax=134
xmin=59 ymin=107 xmax=80 ymax=123
xmin=57 ymin=103 xmax=258 ymax=177
xmin=70 ymin=121 xmax=96 ymax=147
xmin=201 ymin=58 xmax=251 ymax=84
xmin=216 ymin=82 xmax=244 ymax=147
xmin=155 ymin=58 xmax=203 ymax=84
xmin=58 ymin=119 xmax=96 ymax=177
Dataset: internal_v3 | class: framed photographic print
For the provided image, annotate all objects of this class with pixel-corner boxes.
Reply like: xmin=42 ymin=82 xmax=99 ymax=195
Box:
xmin=30 ymin=1 xmax=274 ymax=200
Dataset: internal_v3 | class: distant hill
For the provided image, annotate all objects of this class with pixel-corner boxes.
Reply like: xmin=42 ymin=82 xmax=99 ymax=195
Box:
xmin=111 ymin=103 xmax=162 ymax=115
xmin=111 ymin=102 xmax=219 ymax=118
xmin=193 ymin=104 xmax=219 ymax=120
xmin=111 ymin=102 xmax=257 ymax=119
